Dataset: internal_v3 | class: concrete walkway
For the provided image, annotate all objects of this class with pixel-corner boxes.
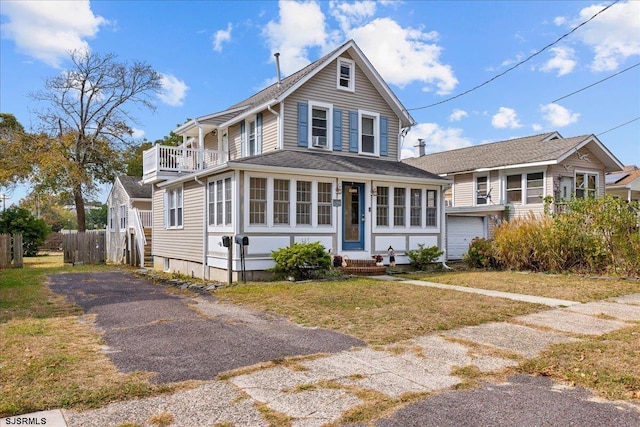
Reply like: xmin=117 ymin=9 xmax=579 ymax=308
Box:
xmin=3 ymin=280 xmax=639 ymax=427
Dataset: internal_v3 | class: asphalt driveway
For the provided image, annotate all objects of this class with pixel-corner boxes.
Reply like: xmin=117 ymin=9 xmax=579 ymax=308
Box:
xmin=48 ymin=271 xmax=364 ymax=383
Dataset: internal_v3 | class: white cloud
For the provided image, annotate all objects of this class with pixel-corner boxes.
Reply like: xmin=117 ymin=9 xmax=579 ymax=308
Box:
xmin=131 ymin=128 xmax=145 ymax=139
xmin=212 ymin=23 xmax=232 ymax=53
xmin=492 ymin=107 xmax=522 ymax=129
xmin=348 ymin=18 xmax=457 ymax=94
xmin=553 ymin=16 xmax=566 ymax=26
xmin=158 ymin=74 xmax=189 ymax=107
xmin=403 ymin=123 xmax=472 ymax=158
xmin=532 ymin=123 xmax=543 ymax=132
xmin=565 ymin=2 xmax=640 ymax=71
xmin=449 ymin=109 xmax=468 ymax=122
xmin=540 ymin=46 xmax=577 ymax=76
xmin=0 ymin=0 xmax=107 ymax=67
xmin=329 ymin=0 xmax=377 ymax=33
xmin=540 ymin=103 xmax=580 ymax=127
xmin=263 ymin=0 xmax=327 ymax=76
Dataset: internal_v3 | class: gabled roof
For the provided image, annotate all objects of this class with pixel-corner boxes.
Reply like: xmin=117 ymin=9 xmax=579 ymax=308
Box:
xmin=229 ymin=150 xmax=447 ymax=183
xmin=404 ymin=132 xmax=624 ymax=175
xmin=606 ymin=166 xmax=640 ymax=187
xmin=175 ymin=39 xmax=415 ymax=136
xmin=117 ymin=175 xmax=152 ymax=199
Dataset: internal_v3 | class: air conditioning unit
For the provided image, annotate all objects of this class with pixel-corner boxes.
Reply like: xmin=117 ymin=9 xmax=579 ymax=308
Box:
xmin=312 ymin=136 xmax=327 ymax=148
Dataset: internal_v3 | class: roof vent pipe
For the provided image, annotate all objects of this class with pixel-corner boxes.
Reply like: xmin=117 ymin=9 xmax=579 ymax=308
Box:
xmin=416 ymin=138 xmax=426 ymax=157
xmin=274 ymin=52 xmax=282 ymax=88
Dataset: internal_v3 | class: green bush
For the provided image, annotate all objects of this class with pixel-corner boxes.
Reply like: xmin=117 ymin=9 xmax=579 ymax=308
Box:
xmin=464 ymin=238 xmax=496 ymax=269
xmin=407 ymin=244 xmax=444 ymax=271
xmin=0 ymin=206 xmax=50 ymax=256
xmin=270 ymin=242 xmax=331 ymax=281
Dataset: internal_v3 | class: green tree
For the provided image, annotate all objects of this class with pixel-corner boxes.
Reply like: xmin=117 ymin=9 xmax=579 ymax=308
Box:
xmin=5 ymin=50 xmax=164 ymax=232
xmin=86 ymin=204 xmax=108 ymax=230
xmin=19 ymin=192 xmax=76 ymax=232
xmin=0 ymin=206 xmax=50 ymax=256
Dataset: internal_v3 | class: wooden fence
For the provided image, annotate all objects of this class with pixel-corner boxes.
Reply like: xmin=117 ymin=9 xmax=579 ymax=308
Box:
xmin=63 ymin=231 xmax=106 ymax=265
xmin=0 ymin=233 xmax=24 ymax=269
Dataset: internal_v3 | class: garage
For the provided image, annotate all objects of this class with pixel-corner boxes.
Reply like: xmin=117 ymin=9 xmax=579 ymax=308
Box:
xmin=446 ymin=216 xmax=485 ymax=260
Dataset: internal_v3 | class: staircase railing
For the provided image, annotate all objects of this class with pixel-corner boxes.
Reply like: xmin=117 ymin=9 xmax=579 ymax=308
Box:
xmin=129 ymin=208 xmax=146 ymax=268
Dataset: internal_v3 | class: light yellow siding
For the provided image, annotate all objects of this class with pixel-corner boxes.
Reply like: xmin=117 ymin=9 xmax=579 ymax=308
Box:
xmin=453 ymin=174 xmax=473 ymax=206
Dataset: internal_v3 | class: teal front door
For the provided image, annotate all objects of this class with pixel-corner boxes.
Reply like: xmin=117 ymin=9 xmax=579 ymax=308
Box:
xmin=342 ymin=182 xmax=365 ymax=250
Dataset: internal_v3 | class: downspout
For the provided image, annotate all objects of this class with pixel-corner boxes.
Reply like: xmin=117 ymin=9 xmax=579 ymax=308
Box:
xmin=440 ymin=183 xmax=452 ymax=270
xmin=267 ymin=103 xmax=282 ymax=150
xmin=194 ymin=176 xmax=208 ymax=280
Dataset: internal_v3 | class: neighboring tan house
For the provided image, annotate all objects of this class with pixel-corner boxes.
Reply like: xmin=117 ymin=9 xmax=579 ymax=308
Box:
xmin=106 ymin=175 xmax=153 ymax=267
xmin=606 ymin=165 xmax=640 ymax=202
xmin=142 ymin=39 xmax=449 ymax=281
xmin=404 ymin=132 xmax=624 ymax=260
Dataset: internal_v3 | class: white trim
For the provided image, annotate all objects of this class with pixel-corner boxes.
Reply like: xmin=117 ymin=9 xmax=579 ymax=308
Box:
xmin=308 ymin=100 xmax=333 ymax=150
xmin=207 ymin=173 xmax=234 ymax=233
xmin=574 ymin=169 xmax=600 ymax=198
xmin=336 ymin=57 xmax=355 ymax=92
xmin=165 ymin=185 xmax=184 ymax=229
xmin=473 ymin=173 xmax=490 ymax=206
xmin=372 ymin=183 xmax=441 ymax=234
xmin=501 ymin=169 xmax=546 ymax=205
xmin=358 ymin=109 xmax=380 ymax=156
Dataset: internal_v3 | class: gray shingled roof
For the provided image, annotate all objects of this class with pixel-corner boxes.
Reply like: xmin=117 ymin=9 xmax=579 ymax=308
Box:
xmin=230 ymin=150 xmax=447 ymax=181
xmin=404 ymin=133 xmax=592 ymax=175
xmin=118 ymin=175 xmax=152 ymax=199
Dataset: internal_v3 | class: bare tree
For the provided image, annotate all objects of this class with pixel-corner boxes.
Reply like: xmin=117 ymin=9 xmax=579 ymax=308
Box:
xmin=30 ymin=50 xmax=162 ymax=231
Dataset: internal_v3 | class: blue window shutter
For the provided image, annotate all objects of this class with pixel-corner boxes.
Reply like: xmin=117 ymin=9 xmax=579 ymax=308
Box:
xmin=333 ymin=108 xmax=342 ymax=151
xmin=380 ymin=115 xmax=388 ymax=156
xmin=297 ymin=102 xmax=308 ymax=147
xmin=240 ymin=120 xmax=246 ymax=157
xmin=349 ymin=110 xmax=358 ymax=153
xmin=256 ymin=113 xmax=263 ymax=154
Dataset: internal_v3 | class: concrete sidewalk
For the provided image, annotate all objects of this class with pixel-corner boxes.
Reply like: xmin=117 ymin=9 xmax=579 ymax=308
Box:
xmin=3 ymin=281 xmax=639 ymax=427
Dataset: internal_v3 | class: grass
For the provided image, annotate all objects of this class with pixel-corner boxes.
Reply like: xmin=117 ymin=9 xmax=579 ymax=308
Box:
xmin=216 ymin=278 xmax=546 ymax=345
xmin=520 ymin=325 xmax=640 ymax=402
xmin=0 ymin=254 xmax=183 ymax=417
xmin=404 ymin=270 xmax=640 ymax=303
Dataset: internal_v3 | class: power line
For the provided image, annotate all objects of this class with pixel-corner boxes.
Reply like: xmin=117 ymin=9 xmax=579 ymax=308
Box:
xmin=551 ymin=63 xmax=640 ymax=103
xmin=597 ymin=116 xmax=640 ymax=137
xmin=407 ymin=0 xmax=621 ymax=111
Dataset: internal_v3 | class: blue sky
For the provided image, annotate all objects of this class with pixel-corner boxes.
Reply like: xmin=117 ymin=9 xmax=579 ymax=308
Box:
xmin=1 ymin=0 xmax=639 ymax=205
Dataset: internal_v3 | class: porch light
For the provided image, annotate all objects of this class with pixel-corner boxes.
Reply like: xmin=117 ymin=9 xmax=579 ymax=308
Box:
xmin=371 ymin=186 xmax=378 ymax=196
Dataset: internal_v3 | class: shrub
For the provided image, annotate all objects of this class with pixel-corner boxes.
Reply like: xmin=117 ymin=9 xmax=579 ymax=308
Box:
xmin=464 ymin=238 xmax=496 ymax=269
xmin=407 ymin=244 xmax=444 ymax=271
xmin=0 ymin=206 xmax=50 ymax=256
xmin=269 ymin=242 xmax=331 ymax=281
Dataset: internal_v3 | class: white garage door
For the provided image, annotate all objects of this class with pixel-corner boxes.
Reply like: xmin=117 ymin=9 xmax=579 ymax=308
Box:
xmin=447 ymin=216 xmax=485 ymax=260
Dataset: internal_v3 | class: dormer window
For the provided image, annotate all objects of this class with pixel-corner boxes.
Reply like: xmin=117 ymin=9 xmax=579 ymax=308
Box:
xmin=337 ymin=58 xmax=355 ymax=92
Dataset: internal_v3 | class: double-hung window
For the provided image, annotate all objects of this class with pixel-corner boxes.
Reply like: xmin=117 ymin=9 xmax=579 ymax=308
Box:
xmin=393 ymin=188 xmax=406 ymax=226
xmin=249 ymin=178 xmax=267 ymax=225
xmin=337 ymin=58 xmax=355 ymax=91
xmin=109 ymin=207 xmax=115 ymax=231
xmin=506 ymin=174 xmax=522 ymax=204
xmin=308 ymin=101 xmax=332 ymax=149
xmin=526 ymin=172 xmax=544 ymax=204
xmin=166 ymin=187 xmax=183 ymax=228
xmin=576 ymin=172 xmax=597 ymax=198
xmin=208 ymin=177 xmax=232 ymax=227
xmin=273 ymin=179 xmax=290 ymax=225
xmin=410 ymin=189 xmax=422 ymax=227
xmin=476 ymin=176 xmax=488 ymax=205
xmin=359 ymin=110 xmax=379 ymax=155
xmin=317 ymin=182 xmax=332 ymax=225
xmin=426 ymin=190 xmax=437 ymax=226
xmin=248 ymin=120 xmax=257 ymax=156
xmin=376 ymin=186 xmax=389 ymax=226
xmin=296 ymin=181 xmax=312 ymax=225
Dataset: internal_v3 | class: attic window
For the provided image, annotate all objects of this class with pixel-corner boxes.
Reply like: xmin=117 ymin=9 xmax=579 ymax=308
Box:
xmin=337 ymin=58 xmax=355 ymax=92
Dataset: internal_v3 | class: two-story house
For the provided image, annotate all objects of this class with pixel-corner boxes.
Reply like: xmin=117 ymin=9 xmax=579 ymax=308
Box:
xmin=404 ymin=132 xmax=624 ymax=260
xmin=142 ymin=40 xmax=449 ymax=281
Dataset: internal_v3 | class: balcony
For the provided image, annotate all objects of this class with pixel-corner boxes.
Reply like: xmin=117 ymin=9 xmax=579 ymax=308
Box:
xmin=142 ymin=145 xmax=227 ymax=184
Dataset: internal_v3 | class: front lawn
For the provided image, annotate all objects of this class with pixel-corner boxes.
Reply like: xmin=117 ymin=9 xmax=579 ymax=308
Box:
xmin=0 ymin=255 xmax=181 ymax=417
xmin=404 ymin=270 xmax=640 ymax=303
xmin=216 ymin=278 xmax=546 ymax=345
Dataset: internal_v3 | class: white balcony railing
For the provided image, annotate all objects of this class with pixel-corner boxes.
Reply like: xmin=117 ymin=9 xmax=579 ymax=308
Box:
xmin=143 ymin=145 xmax=226 ymax=181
